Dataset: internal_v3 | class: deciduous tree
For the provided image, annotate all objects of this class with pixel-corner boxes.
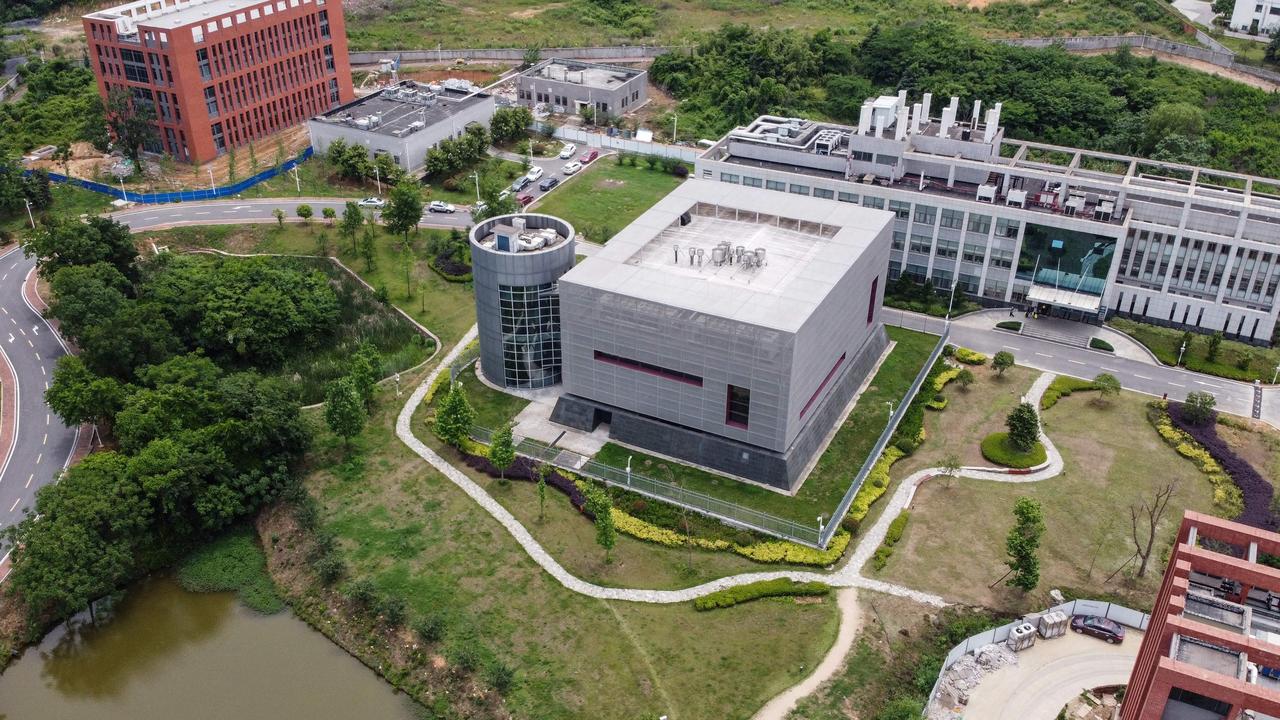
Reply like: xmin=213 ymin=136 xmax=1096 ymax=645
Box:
xmin=435 ymin=381 xmax=475 ymax=448
xmin=488 ymin=422 xmax=516 ymax=481
xmin=1183 ymin=391 xmax=1217 ymax=424
xmin=349 ymin=341 xmax=381 ymax=409
xmin=324 ymin=376 xmax=366 ymax=449
xmin=1005 ymin=497 xmax=1044 ymax=592
xmin=992 ymin=350 xmax=1015 ymax=376
xmin=1092 ymin=372 xmax=1121 ymax=404
xmin=1005 ymin=402 xmax=1039 ymax=452
xmin=340 ymin=200 xmax=363 ymax=255
xmin=383 ymin=179 xmax=423 ymax=245
xmin=1131 ymin=482 xmax=1177 ymax=577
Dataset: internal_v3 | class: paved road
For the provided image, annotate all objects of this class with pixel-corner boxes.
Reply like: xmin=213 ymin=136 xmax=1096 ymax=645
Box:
xmin=881 ymin=307 xmax=1265 ymax=424
xmin=111 ymin=198 xmax=474 ymax=231
xmin=960 ymin=630 xmax=1140 ymax=719
xmin=0 ymin=248 xmax=78 ymax=532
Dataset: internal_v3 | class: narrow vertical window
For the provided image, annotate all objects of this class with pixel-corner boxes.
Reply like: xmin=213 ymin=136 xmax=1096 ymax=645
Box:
xmin=867 ymin=275 xmax=879 ymax=324
xmin=726 ymin=385 xmax=750 ymax=429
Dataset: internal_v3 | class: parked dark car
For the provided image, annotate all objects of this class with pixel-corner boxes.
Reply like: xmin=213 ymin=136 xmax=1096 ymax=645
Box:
xmin=538 ymin=176 xmax=560 ymax=191
xmin=511 ymin=176 xmax=532 ymax=192
xmin=517 ymin=193 xmax=534 ymax=206
xmin=1071 ymin=615 xmax=1124 ymax=644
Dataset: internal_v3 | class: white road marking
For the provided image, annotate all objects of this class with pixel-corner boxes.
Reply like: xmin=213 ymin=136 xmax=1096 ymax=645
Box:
xmin=30 ymin=325 xmax=37 ymax=336
xmin=43 ymin=380 xmax=47 ymax=389
xmin=6 ymin=334 xmax=12 ymax=344
xmin=1168 ymin=382 xmax=1186 ymax=388
xmin=1194 ymin=380 xmax=1222 ymax=388
xmin=9 ymin=498 xmax=18 ymax=512
xmin=194 ymin=211 xmax=210 ymax=216
xmin=2 ymin=274 xmax=7 ymax=282
xmin=18 ymin=328 xmax=25 ymax=336
xmin=34 ymin=454 xmax=41 ymax=465
xmin=1135 ymin=374 xmax=1153 ymax=380
xmin=41 ymin=433 xmax=46 ymax=445
xmin=1035 ymin=352 xmax=1053 ymax=358
xmin=233 ymin=205 xmax=250 ymax=210
xmin=8 ymin=263 xmax=15 ymax=270
xmin=1002 ymin=345 xmax=1021 ymax=351
xmin=40 ymin=366 xmax=44 ymax=376
xmin=0 ymin=307 xmax=6 ymax=314
xmin=45 ymin=414 xmax=49 ymax=426
xmin=1068 ymin=359 xmax=1086 ymax=365
xmin=1101 ymin=367 xmax=1119 ymax=372
xmin=24 ymin=474 xmax=32 ymax=489
xmin=144 ymin=216 xmax=160 ymax=220
xmin=33 ymin=352 xmax=39 ymax=360
xmin=26 ymin=339 xmax=32 ymax=348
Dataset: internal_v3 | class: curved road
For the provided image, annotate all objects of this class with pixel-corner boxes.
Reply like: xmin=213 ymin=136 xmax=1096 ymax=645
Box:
xmin=0 ymin=247 xmax=79 ymax=536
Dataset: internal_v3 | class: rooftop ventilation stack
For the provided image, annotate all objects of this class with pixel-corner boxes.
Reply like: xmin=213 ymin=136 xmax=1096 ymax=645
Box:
xmin=983 ymin=102 xmax=1003 ymax=144
xmin=908 ymin=103 xmax=922 ymax=135
xmin=940 ymin=105 xmax=954 ymax=137
xmin=857 ymin=102 xmax=873 ymax=136
xmin=875 ymin=115 xmax=886 ymax=140
xmin=894 ymin=103 xmax=908 ymax=141
xmin=971 ymin=99 xmax=982 ymax=131
xmin=922 ymin=92 xmax=933 ymax=127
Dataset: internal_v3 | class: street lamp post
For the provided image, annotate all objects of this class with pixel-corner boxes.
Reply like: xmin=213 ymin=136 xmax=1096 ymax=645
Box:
xmin=625 ymin=455 xmax=633 ymax=487
xmin=672 ymin=114 xmax=678 ymax=144
xmin=23 ymin=199 xmax=34 ymax=229
xmin=291 ymin=166 xmax=300 ymax=195
xmin=1272 ymin=363 xmax=1280 ymax=385
xmin=374 ymin=165 xmax=381 ymax=196
xmin=208 ymin=167 xmax=215 ymax=191
xmin=946 ymin=281 xmax=958 ymax=320
xmin=470 ymin=171 xmax=481 ymax=201
xmin=1177 ymin=341 xmax=1187 ymax=367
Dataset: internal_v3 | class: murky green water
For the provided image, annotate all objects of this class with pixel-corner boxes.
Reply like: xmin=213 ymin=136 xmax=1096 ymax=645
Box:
xmin=0 ymin=577 xmax=419 ymax=720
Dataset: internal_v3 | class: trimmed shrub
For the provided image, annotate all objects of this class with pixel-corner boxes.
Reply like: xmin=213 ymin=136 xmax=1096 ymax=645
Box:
xmin=1089 ymin=337 xmax=1115 ymax=352
xmin=884 ymin=511 xmax=910 ymax=545
xmin=980 ymin=432 xmax=1047 ymax=469
xmin=693 ymin=578 xmax=830 ymax=611
xmin=954 ymin=347 xmax=988 ymax=365
xmin=932 ymin=367 xmax=963 ymax=392
xmin=926 ymin=395 xmax=948 ymax=411
xmin=1039 ymin=376 xmax=1100 ymax=410
xmin=996 ymin=320 xmax=1022 ymax=331
xmin=847 ymin=447 xmax=906 ymax=522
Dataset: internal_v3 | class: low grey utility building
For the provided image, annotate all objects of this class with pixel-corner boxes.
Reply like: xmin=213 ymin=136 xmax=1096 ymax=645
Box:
xmin=516 ymin=58 xmax=647 ymax=117
xmin=470 ymin=214 xmax=576 ymax=389
xmin=307 ymin=80 xmax=495 ymax=173
xmin=550 ymin=181 xmax=894 ymax=490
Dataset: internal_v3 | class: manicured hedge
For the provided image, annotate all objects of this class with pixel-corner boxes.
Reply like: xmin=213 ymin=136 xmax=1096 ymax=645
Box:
xmin=1089 ymin=337 xmax=1114 ymax=352
xmin=1169 ymin=403 xmax=1276 ymax=530
xmin=871 ymin=511 xmax=911 ymax=572
xmin=996 ymin=320 xmax=1022 ymax=331
xmin=954 ymin=347 xmax=988 ymax=365
xmin=428 ymin=256 xmax=473 ymax=283
xmin=1040 ymin=376 xmax=1100 ymax=410
xmin=693 ymin=578 xmax=830 ymax=611
xmin=1148 ymin=403 xmax=1243 ymax=518
xmin=979 ymin=432 xmax=1047 ymax=469
xmin=460 ymin=451 xmax=591 ymax=515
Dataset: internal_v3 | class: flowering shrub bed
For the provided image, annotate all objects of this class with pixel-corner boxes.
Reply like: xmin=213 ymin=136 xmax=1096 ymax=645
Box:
xmin=1168 ymin=403 xmax=1275 ymax=530
xmin=1039 ymin=376 xmax=1100 ymax=410
xmin=933 ymin=367 xmax=963 ymax=392
xmin=1148 ymin=403 xmax=1244 ymax=519
xmin=953 ymin=347 xmax=988 ymax=366
xmin=693 ymin=579 xmax=830 ymax=611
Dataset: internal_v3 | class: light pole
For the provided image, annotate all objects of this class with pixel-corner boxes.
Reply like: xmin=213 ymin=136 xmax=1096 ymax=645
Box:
xmin=374 ymin=165 xmax=381 ymax=196
xmin=885 ymin=400 xmax=895 ymax=417
xmin=23 ymin=199 xmax=34 ymax=229
xmin=1177 ymin=341 xmax=1187 ymax=367
xmin=118 ymin=175 xmax=128 ymax=203
xmin=470 ymin=171 xmax=481 ymax=201
xmin=208 ymin=167 xmax=215 ymax=191
xmin=672 ymin=114 xmax=678 ymax=144
xmin=625 ymin=455 xmax=633 ymax=486
xmin=1273 ymin=364 xmax=1280 ymax=385
xmin=946 ymin=280 xmax=958 ymax=320
xmin=291 ymin=165 xmax=300 ymax=195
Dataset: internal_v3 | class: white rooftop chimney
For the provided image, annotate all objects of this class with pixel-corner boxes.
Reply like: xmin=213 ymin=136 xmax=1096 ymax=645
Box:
xmin=894 ymin=103 xmax=908 ymax=141
xmin=922 ymin=92 xmax=933 ymax=125
xmin=940 ymin=106 xmax=955 ymax=137
xmin=875 ymin=115 xmax=886 ymax=140
xmin=948 ymin=96 xmax=959 ymax=114
xmin=972 ymin=100 xmax=982 ymax=130
xmin=908 ymin=103 xmax=921 ymax=135
xmin=858 ymin=102 xmax=873 ymax=135
xmin=897 ymin=89 xmax=908 ymax=106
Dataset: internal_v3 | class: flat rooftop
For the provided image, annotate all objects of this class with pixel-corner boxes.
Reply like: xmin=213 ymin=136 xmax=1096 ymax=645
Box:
xmin=86 ymin=0 xmax=309 ymax=31
xmin=560 ymin=180 xmax=894 ymax=333
xmin=311 ymin=81 xmax=489 ymax=138
xmin=524 ymin=59 xmax=642 ymax=90
xmin=475 ymin=221 xmax=569 ymax=253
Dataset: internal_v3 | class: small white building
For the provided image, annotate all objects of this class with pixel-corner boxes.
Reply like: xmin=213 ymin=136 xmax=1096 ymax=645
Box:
xmin=306 ymin=80 xmax=495 ymax=173
xmin=1228 ymin=0 xmax=1280 ymax=34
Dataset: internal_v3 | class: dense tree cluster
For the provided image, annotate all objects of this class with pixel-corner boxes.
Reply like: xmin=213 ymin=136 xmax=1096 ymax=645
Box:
xmin=651 ymin=22 xmax=1280 ymax=177
xmin=5 ymin=217 xmax=339 ymax=621
xmin=490 ymin=106 xmax=533 ymax=145
xmin=423 ymin=124 xmax=489 ymax=179
xmin=325 ymin=138 xmax=405 ymax=187
xmin=0 ymin=59 xmax=103 ymax=160
xmin=0 ymin=162 xmax=52 ymax=227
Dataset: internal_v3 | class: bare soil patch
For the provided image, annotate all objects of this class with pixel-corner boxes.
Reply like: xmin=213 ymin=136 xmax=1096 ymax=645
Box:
xmin=510 ymin=3 xmax=566 ymax=19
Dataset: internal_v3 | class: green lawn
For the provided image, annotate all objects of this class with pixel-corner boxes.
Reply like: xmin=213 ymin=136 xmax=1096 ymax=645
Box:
xmin=879 ymin=390 xmax=1220 ymax=611
xmin=307 ymin=372 xmax=840 ymax=720
xmin=593 ymin=326 xmax=940 ymax=526
xmin=422 ymin=156 xmax=526 ymax=207
xmin=145 ymin=222 xmax=477 ymax=350
xmin=1 ymin=183 xmax=112 ymax=235
xmin=530 ymin=160 xmax=687 ymax=243
xmin=1109 ymin=317 xmax=1279 ymax=383
xmin=237 ymin=156 xmax=377 ymax=200
xmin=342 ymin=0 xmax=1186 ymax=51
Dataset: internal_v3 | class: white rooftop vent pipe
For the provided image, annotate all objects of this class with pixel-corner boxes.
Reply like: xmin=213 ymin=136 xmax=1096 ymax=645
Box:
xmin=972 ymin=100 xmax=982 ymax=130
xmin=909 ymin=103 xmax=922 ymax=134
xmin=940 ymin=105 xmax=955 ymax=137
xmin=922 ymin=93 xmax=933 ymax=127
xmin=894 ymin=103 xmax=908 ymax=141
xmin=857 ymin=102 xmax=873 ymax=135
xmin=875 ymin=115 xmax=886 ymax=140
xmin=983 ymin=102 xmax=1003 ymax=143
xmin=948 ymin=95 xmax=959 ymax=114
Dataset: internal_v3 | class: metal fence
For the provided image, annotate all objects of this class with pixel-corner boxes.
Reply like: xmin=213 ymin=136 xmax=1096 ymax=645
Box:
xmin=29 ymin=147 xmax=314 ymax=204
xmin=548 ymin=126 xmax=700 ymax=162
xmin=466 ymin=321 xmax=946 ymax=548
xmin=0 ymin=75 xmax=18 ymax=103
xmin=1000 ymin=34 xmax=1280 ymax=86
xmin=818 ymin=323 xmax=949 ymax=547
xmin=924 ymin=598 xmax=1151 ymax=715
xmin=348 ymin=45 xmax=690 ymax=66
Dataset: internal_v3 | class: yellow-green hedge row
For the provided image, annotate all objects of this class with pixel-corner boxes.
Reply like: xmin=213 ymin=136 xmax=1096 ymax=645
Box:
xmin=847 ymin=446 xmax=907 ymax=523
xmin=954 ymin=347 xmax=988 ymax=365
xmin=1150 ymin=404 xmax=1244 ymax=519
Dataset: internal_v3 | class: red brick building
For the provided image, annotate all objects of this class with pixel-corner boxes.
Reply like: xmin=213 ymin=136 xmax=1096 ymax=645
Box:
xmin=82 ymin=0 xmax=354 ymax=164
xmin=1123 ymin=511 xmax=1280 ymax=720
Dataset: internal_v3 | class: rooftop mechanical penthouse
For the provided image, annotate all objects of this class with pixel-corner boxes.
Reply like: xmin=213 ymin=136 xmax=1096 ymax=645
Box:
xmin=84 ymin=0 xmax=354 ymax=164
xmin=698 ymin=91 xmax=1280 ymax=344
xmin=550 ymin=180 xmax=893 ymax=491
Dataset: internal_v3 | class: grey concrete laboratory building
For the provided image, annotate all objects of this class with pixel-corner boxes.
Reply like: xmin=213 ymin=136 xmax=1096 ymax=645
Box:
xmin=543 ymin=181 xmax=894 ymax=490
xmin=515 ymin=58 xmax=647 ymax=117
xmin=307 ymin=80 xmax=494 ymax=173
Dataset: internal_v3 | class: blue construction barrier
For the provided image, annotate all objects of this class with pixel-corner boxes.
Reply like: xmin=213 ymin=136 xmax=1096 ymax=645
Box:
xmin=31 ymin=147 xmax=315 ymax=205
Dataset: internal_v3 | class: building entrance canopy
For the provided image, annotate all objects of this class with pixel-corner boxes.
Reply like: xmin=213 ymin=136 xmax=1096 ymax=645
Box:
xmin=1027 ymin=284 xmax=1102 ymax=313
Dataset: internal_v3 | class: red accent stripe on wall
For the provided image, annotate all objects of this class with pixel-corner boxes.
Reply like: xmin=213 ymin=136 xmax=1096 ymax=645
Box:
xmin=593 ymin=350 xmax=704 ymax=387
xmin=800 ymin=352 xmax=847 ymax=419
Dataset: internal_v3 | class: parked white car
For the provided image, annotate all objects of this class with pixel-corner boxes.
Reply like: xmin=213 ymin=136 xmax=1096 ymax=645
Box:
xmin=472 ymin=200 xmax=488 ymax=215
xmin=558 ymin=143 xmax=577 ymax=159
xmin=357 ymin=197 xmax=385 ymax=209
xmin=525 ymin=165 xmax=545 ymax=181
xmin=498 ymin=189 xmax=512 ymax=202
xmin=562 ymin=161 xmax=583 ymax=176
xmin=428 ymin=200 xmax=456 ymax=213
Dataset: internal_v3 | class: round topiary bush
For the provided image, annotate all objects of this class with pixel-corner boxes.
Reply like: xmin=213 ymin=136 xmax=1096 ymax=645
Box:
xmin=980 ymin=432 xmax=1047 ymax=469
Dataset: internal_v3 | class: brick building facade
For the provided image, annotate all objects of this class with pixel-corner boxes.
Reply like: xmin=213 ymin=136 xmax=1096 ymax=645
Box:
xmin=83 ymin=0 xmax=354 ymax=164
xmin=1122 ymin=511 xmax=1280 ymax=720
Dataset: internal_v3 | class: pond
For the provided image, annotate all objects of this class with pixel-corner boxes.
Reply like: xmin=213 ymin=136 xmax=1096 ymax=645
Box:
xmin=0 ymin=577 xmax=419 ymax=720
